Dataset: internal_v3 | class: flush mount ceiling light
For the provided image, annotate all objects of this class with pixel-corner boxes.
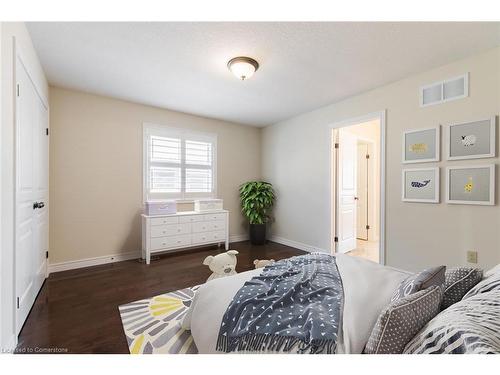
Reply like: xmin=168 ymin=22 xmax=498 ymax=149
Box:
xmin=227 ymin=56 xmax=259 ymax=80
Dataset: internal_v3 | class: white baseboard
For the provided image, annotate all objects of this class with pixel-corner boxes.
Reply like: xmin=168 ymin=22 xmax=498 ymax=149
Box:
xmin=49 ymin=235 xmax=249 ymax=274
xmin=269 ymin=235 xmax=330 ymax=254
xmin=229 ymin=234 xmax=249 ymax=243
xmin=48 ymin=251 xmax=141 ymax=274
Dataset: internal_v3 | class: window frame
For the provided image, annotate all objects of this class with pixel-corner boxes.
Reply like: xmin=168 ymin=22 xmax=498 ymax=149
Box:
xmin=143 ymin=123 xmax=217 ymax=202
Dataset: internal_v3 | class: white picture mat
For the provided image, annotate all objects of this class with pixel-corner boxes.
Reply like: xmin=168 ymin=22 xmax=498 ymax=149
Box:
xmin=446 ymin=117 xmax=496 ymax=160
xmin=402 ymin=167 xmax=440 ymax=203
xmin=446 ymin=165 xmax=495 ymax=205
xmin=402 ymin=126 xmax=440 ymax=163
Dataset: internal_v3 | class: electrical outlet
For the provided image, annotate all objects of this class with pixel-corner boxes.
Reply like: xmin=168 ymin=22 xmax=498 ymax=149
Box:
xmin=467 ymin=250 xmax=478 ymax=264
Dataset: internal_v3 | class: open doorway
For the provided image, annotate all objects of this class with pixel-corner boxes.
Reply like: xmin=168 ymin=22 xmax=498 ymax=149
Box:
xmin=330 ymin=112 xmax=385 ymax=264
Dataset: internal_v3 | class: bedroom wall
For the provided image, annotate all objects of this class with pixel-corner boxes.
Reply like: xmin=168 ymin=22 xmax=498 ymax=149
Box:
xmin=262 ymin=46 xmax=500 ymax=272
xmin=1 ymin=22 xmax=49 ymax=350
xmin=49 ymin=87 xmax=261 ymax=265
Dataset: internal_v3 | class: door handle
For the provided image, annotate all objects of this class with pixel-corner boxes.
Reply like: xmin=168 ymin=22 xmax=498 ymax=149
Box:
xmin=33 ymin=201 xmax=45 ymax=209
xmin=354 ymin=197 xmax=359 ymax=200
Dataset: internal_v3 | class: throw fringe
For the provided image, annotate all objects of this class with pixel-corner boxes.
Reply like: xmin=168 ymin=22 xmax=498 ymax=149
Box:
xmin=217 ymin=333 xmax=336 ymax=354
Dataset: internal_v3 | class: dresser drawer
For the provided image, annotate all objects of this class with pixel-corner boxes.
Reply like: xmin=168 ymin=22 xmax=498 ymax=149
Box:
xmin=204 ymin=213 xmax=226 ymax=222
xmin=207 ymin=220 xmax=225 ymax=231
xmin=192 ymin=221 xmax=210 ymax=233
xmin=179 ymin=215 xmax=204 ymax=224
xmin=192 ymin=231 xmax=226 ymax=244
xmin=150 ymin=223 xmax=190 ymax=237
xmin=151 ymin=235 xmax=191 ymax=250
xmin=150 ymin=216 xmax=178 ymax=226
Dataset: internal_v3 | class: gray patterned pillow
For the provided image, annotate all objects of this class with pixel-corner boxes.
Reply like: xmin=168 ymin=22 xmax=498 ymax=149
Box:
xmin=442 ymin=267 xmax=483 ymax=309
xmin=364 ymin=286 xmax=443 ymax=354
xmin=391 ymin=266 xmax=445 ymax=302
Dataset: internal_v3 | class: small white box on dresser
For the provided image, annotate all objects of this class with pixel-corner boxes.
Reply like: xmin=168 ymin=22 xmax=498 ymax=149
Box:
xmin=141 ymin=210 xmax=229 ymax=264
xmin=194 ymin=199 xmax=223 ymax=212
xmin=143 ymin=200 xmax=177 ymax=216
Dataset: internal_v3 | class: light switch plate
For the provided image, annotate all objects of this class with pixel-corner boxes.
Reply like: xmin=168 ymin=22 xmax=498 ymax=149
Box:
xmin=467 ymin=250 xmax=478 ymax=264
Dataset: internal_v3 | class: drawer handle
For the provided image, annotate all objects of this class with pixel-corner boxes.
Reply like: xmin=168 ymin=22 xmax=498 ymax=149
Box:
xmin=177 ymin=240 xmax=181 ymax=243
xmin=162 ymin=242 xmax=166 ymax=246
xmin=177 ymin=229 xmax=181 ymax=232
xmin=202 ymin=237 xmax=206 ymax=240
xmin=162 ymin=231 xmax=166 ymax=234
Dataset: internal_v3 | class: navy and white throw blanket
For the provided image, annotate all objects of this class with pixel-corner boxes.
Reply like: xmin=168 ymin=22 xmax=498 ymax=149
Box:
xmin=216 ymin=253 xmax=344 ymax=354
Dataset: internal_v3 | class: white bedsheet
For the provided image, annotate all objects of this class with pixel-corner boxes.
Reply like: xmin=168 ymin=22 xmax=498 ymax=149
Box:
xmin=183 ymin=254 xmax=411 ymax=354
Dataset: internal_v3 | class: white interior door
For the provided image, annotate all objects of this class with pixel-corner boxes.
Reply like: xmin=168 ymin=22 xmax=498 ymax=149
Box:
xmin=15 ymin=53 xmax=48 ymax=334
xmin=336 ymin=130 xmax=357 ymax=253
xmin=357 ymin=143 xmax=369 ymax=240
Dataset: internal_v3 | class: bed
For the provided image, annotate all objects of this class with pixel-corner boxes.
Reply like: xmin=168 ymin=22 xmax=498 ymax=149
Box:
xmin=182 ymin=253 xmax=412 ymax=354
xmin=182 ymin=253 xmax=500 ymax=354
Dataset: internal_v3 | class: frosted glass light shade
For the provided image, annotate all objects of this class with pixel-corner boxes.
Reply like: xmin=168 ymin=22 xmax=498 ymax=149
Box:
xmin=227 ymin=57 xmax=259 ymax=80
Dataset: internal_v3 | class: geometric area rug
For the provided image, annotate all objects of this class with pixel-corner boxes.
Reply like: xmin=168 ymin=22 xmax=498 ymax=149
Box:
xmin=119 ymin=286 xmax=200 ymax=354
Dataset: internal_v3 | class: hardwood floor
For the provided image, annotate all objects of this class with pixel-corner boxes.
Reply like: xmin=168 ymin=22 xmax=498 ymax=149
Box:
xmin=16 ymin=241 xmax=304 ymax=354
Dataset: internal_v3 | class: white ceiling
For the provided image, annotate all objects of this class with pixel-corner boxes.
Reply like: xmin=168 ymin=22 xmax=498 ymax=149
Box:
xmin=27 ymin=22 xmax=500 ymax=127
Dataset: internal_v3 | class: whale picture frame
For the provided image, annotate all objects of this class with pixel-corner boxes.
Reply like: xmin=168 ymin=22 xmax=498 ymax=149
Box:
xmin=402 ymin=167 xmax=440 ymax=203
xmin=446 ymin=117 xmax=496 ymax=160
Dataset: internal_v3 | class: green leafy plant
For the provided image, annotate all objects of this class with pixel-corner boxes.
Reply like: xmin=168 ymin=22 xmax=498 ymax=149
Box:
xmin=239 ymin=181 xmax=275 ymax=225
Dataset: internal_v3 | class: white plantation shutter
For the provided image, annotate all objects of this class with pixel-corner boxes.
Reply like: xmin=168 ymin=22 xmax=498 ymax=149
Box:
xmin=144 ymin=125 xmax=216 ymax=200
xmin=185 ymin=140 xmax=213 ymax=193
xmin=151 ymin=136 xmax=181 ymax=163
xmin=150 ymin=166 xmax=181 ymax=193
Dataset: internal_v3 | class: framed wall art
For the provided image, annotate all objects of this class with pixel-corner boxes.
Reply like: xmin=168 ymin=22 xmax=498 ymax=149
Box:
xmin=402 ymin=167 xmax=440 ymax=203
xmin=445 ymin=117 xmax=496 ymax=160
xmin=402 ymin=126 xmax=440 ymax=163
xmin=446 ymin=165 xmax=495 ymax=205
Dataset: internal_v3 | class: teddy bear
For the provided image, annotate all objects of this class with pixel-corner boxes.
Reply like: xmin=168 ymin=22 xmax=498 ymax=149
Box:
xmin=253 ymin=259 xmax=275 ymax=269
xmin=203 ymin=250 xmax=239 ymax=282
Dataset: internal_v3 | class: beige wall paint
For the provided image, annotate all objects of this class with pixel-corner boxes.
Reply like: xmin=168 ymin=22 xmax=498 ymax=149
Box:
xmin=49 ymin=87 xmax=261 ymax=264
xmin=1 ymin=22 xmax=48 ymax=349
xmin=262 ymin=47 xmax=500 ymax=272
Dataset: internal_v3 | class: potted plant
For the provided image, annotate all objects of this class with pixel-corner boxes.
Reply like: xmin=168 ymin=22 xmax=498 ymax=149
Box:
xmin=239 ymin=181 xmax=275 ymax=245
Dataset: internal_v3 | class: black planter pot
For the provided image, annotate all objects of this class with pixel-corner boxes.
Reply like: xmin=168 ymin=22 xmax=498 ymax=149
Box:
xmin=249 ymin=223 xmax=267 ymax=245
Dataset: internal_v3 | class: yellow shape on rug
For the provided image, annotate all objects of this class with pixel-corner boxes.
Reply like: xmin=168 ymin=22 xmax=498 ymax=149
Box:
xmin=130 ymin=334 xmax=145 ymax=354
xmin=149 ymin=296 xmax=183 ymax=316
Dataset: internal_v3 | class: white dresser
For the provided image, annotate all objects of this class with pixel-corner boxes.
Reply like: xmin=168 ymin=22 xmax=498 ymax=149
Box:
xmin=141 ymin=210 xmax=229 ymax=264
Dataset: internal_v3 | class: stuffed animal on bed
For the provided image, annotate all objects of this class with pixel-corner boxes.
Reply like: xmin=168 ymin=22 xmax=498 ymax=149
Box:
xmin=253 ymin=259 xmax=275 ymax=269
xmin=203 ymin=250 xmax=239 ymax=282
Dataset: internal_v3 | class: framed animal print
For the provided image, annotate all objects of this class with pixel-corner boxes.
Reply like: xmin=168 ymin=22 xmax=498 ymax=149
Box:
xmin=446 ymin=165 xmax=495 ymax=205
xmin=402 ymin=126 xmax=440 ymax=163
xmin=402 ymin=167 xmax=440 ymax=203
xmin=445 ymin=117 xmax=496 ymax=160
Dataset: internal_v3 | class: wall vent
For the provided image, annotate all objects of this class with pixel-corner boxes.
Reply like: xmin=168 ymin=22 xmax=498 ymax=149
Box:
xmin=420 ymin=73 xmax=468 ymax=107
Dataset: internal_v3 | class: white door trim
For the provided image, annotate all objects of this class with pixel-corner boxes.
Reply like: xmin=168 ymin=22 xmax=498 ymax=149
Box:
xmin=329 ymin=110 xmax=386 ymax=265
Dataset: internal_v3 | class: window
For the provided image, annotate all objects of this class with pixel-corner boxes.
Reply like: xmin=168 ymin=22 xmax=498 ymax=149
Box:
xmin=143 ymin=124 xmax=217 ymax=201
